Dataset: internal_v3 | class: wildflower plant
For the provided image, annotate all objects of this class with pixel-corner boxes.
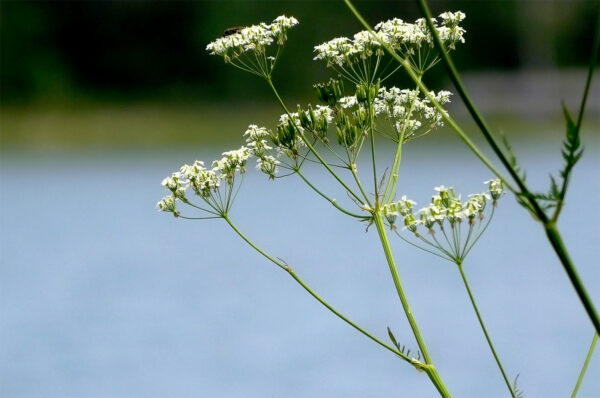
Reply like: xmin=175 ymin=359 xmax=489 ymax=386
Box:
xmin=158 ymin=3 xmax=599 ymax=397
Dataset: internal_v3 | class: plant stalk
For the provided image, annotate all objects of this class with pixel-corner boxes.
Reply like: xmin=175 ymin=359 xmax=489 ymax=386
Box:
xmin=413 ymin=0 xmax=600 ymax=335
xmin=570 ymin=333 xmax=598 ymax=398
xmin=457 ymin=263 xmax=516 ymax=398
xmin=373 ymin=212 xmax=451 ymax=397
xmin=222 ymin=215 xmax=415 ymax=363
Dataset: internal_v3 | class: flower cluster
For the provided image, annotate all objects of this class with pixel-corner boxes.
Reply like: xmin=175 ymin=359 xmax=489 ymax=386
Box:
xmin=485 ymin=178 xmax=504 ymax=202
xmin=206 ymin=15 xmax=298 ymax=62
xmin=390 ymin=180 xmax=504 ymax=262
xmin=375 ymin=87 xmax=451 ymax=140
xmin=271 ymin=112 xmax=307 ymax=159
xmin=243 ymin=125 xmax=279 ymax=180
xmin=313 ymin=31 xmax=387 ymax=67
xmin=297 ymin=104 xmax=334 ymax=141
xmin=213 ymin=147 xmax=251 ymax=184
xmin=336 ymin=86 xmax=451 ymax=143
xmin=157 ymin=147 xmax=253 ymax=216
xmin=314 ymin=11 xmax=466 ymax=72
xmin=387 ymin=180 xmax=504 ymax=232
xmin=375 ymin=11 xmax=466 ymax=52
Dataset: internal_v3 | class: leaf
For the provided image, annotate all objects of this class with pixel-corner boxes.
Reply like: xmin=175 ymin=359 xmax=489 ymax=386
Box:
xmin=387 ymin=326 xmax=399 ymax=349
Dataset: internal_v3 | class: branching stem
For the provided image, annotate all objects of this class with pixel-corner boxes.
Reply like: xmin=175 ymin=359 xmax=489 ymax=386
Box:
xmin=222 ymin=215 xmax=417 ymax=365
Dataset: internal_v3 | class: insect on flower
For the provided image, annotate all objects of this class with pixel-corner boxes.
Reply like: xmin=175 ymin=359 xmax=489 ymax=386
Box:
xmin=222 ymin=26 xmax=245 ymax=37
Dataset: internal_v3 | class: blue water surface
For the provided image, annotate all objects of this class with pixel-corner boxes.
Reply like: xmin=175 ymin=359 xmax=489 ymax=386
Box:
xmin=1 ymin=136 xmax=599 ymax=398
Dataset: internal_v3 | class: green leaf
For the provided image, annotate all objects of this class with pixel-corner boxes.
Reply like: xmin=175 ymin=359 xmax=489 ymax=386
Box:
xmin=387 ymin=326 xmax=399 ymax=349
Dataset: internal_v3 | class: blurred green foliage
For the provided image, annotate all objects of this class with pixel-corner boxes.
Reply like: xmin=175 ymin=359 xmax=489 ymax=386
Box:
xmin=1 ymin=0 xmax=596 ymax=105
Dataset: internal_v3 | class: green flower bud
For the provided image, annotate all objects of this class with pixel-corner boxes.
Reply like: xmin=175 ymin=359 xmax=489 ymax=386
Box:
xmin=314 ymin=77 xmax=344 ymax=106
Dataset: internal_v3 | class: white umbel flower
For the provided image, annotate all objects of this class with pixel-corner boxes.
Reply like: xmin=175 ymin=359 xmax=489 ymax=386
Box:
xmin=206 ymin=15 xmax=299 ymax=63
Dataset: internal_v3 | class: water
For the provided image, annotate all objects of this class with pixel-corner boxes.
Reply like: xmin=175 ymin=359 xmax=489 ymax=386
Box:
xmin=1 ymin=138 xmax=599 ymax=398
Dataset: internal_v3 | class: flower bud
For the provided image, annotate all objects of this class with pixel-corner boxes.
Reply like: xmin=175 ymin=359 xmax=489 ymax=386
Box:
xmin=314 ymin=77 xmax=344 ymax=106
xmin=356 ymin=83 xmax=368 ymax=104
xmin=404 ymin=213 xmax=418 ymax=233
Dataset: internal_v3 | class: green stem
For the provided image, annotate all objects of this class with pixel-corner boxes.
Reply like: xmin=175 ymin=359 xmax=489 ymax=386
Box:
xmin=414 ymin=0 xmax=600 ymax=335
xmin=342 ymin=0 xmax=515 ymax=194
xmin=295 ymin=169 xmax=369 ymax=219
xmin=368 ymin=102 xmax=379 ymax=205
xmin=350 ymin=165 xmax=373 ymax=207
xmin=373 ymin=213 xmax=451 ymax=397
xmin=457 ymin=263 xmax=516 ymax=398
xmin=343 ymin=0 xmax=600 ymax=336
xmin=222 ymin=215 xmax=415 ymax=364
xmin=265 ymin=77 xmax=365 ymax=205
xmin=545 ymin=223 xmax=600 ymax=334
xmin=553 ymin=8 xmax=600 ymax=221
xmin=382 ymin=80 xmax=421 ymax=205
xmin=414 ymin=0 xmax=539 ymax=208
xmin=570 ymin=333 xmax=598 ymax=398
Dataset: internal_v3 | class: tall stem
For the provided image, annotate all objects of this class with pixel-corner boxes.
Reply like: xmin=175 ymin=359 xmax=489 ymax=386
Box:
xmin=373 ymin=213 xmax=451 ymax=397
xmin=457 ymin=263 xmax=516 ymax=398
xmin=343 ymin=0 xmax=600 ymax=337
xmin=545 ymin=223 xmax=600 ymax=334
xmin=570 ymin=333 xmax=598 ymax=398
xmin=413 ymin=0 xmax=600 ymax=335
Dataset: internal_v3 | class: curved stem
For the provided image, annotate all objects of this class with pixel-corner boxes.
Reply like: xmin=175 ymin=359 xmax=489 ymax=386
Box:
xmin=265 ymin=77 xmax=365 ymax=205
xmin=457 ymin=263 xmax=516 ymax=398
xmin=342 ymin=0 xmax=515 ymax=194
xmin=222 ymin=215 xmax=415 ymax=364
xmin=373 ymin=213 xmax=451 ymax=397
xmin=570 ymin=333 xmax=598 ymax=398
xmin=295 ymin=169 xmax=369 ymax=219
xmin=554 ymin=8 xmax=600 ymax=221
xmin=343 ymin=0 xmax=600 ymax=337
xmin=414 ymin=0 xmax=600 ymax=335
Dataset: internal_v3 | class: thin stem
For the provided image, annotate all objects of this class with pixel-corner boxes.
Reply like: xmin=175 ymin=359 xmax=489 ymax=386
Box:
xmin=416 ymin=0 xmax=600 ymax=335
xmin=350 ymin=166 xmax=373 ymax=207
xmin=570 ymin=333 xmax=598 ymax=398
xmin=369 ymin=103 xmax=379 ymax=205
xmin=553 ymin=8 xmax=600 ymax=221
xmin=343 ymin=0 xmax=600 ymax=337
xmin=373 ymin=213 xmax=451 ymax=398
xmin=222 ymin=216 xmax=416 ymax=365
xmin=296 ymin=169 xmax=369 ymax=219
xmin=382 ymin=79 xmax=421 ymax=204
xmin=265 ymin=77 xmax=365 ymax=205
xmin=457 ymin=263 xmax=516 ymax=398
xmin=393 ymin=229 xmax=453 ymax=261
xmin=342 ymin=0 xmax=515 ymax=193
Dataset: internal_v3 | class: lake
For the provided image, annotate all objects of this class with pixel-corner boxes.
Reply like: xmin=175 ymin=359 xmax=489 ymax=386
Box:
xmin=1 ymin=134 xmax=599 ymax=397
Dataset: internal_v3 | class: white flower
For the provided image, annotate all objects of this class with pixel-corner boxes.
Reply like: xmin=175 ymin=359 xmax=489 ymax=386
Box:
xmin=161 ymin=172 xmax=187 ymax=199
xmin=213 ymin=146 xmax=252 ymax=183
xmin=156 ymin=195 xmax=177 ymax=214
xmin=313 ymin=37 xmax=355 ymax=66
xmin=257 ymin=155 xmax=280 ymax=180
xmin=244 ymin=124 xmax=271 ymax=141
xmin=339 ymin=96 xmax=358 ymax=109
xmin=180 ymin=161 xmax=221 ymax=198
xmin=206 ymin=15 xmax=299 ymax=62
xmin=484 ymin=179 xmax=504 ymax=200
